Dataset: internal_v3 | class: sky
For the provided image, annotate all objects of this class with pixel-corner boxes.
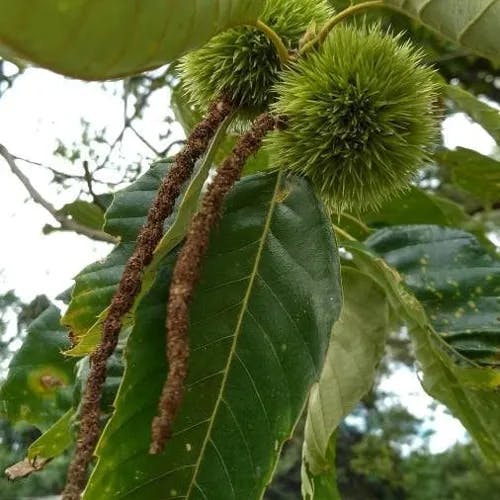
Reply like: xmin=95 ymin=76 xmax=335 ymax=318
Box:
xmin=0 ymin=65 xmax=497 ymax=454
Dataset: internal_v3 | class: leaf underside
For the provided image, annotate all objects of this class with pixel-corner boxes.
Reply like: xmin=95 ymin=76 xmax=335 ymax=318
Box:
xmin=385 ymin=0 xmax=500 ymax=63
xmin=302 ymin=268 xmax=389 ymax=498
xmin=0 ymin=1 xmax=266 ymax=80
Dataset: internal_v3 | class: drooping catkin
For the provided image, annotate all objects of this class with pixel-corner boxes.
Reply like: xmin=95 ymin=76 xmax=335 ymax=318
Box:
xmin=62 ymin=95 xmax=234 ymax=500
xmin=150 ymin=112 xmax=281 ymax=454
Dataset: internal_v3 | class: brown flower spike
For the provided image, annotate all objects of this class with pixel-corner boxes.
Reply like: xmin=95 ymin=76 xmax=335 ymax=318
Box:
xmin=150 ymin=112 xmax=281 ymax=454
xmin=62 ymin=95 xmax=234 ymax=500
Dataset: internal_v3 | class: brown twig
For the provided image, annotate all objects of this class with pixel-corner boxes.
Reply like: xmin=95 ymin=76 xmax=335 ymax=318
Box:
xmin=0 ymin=144 xmax=118 ymax=244
xmin=82 ymin=160 xmax=106 ymax=212
xmin=150 ymin=112 xmax=280 ymax=454
xmin=129 ymin=123 xmax=161 ymax=156
xmin=62 ymin=95 xmax=234 ymax=500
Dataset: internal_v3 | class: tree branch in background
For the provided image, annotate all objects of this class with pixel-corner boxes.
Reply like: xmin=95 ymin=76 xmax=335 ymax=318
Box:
xmin=82 ymin=160 xmax=106 ymax=211
xmin=150 ymin=112 xmax=282 ymax=454
xmin=62 ymin=94 xmax=235 ymax=500
xmin=129 ymin=123 xmax=162 ymax=156
xmin=0 ymin=144 xmax=118 ymax=244
xmin=162 ymin=139 xmax=186 ymax=158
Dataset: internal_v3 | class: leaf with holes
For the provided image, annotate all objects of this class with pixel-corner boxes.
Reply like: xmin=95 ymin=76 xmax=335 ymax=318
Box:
xmin=84 ymin=171 xmax=342 ymax=499
xmin=302 ymin=268 xmax=390 ymax=499
xmin=0 ymin=0 xmax=266 ymax=80
xmin=385 ymin=0 xmax=500 ymax=63
xmin=0 ymin=305 xmax=75 ymax=430
xmin=344 ymin=230 xmax=500 ymax=461
xmin=366 ymin=225 xmax=500 ymax=366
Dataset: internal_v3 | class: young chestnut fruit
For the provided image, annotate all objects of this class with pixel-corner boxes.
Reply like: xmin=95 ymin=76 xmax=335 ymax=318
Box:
xmin=179 ymin=0 xmax=332 ymax=113
xmin=269 ymin=24 xmax=440 ymax=213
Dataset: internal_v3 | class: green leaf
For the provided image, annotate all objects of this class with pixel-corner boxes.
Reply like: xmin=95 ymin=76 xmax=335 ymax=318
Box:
xmin=385 ymin=0 xmax=500 ymax=63
xmin=28 ymin=409 xmax=75 ymax=461
xmin=64 ymin=115 xmax=231 ymax=356
xmin=73 ymin=347 xmax=125 ymax=415
xmin=62 ymin=163 xmax=168 ymax=346
xmin=84 ymin=171 xmax=342 ymax=499
xmin=302 ymin=435 xmax=341 ymax=500
xmin=366 ymin=225 xmax=500 ymax=366
xmin=408 ymin=318 xmax=500 ymax=462
xmin=0 ymin=306 xmax=75 ymax=430
xmin=446 ymin=85 xmax=500 ymax=144
xmin=0 ymin=1 xmax=266 ymax=80
xmin=365 ymin=186 xmax=471 ymax=228
xmin=435 ymin=147 xmax=500 ymax=207
xmin=58 ymin=200 xmax=105 ymax=231
xmin=302 ymin=268 xmax=390 ymax=499
xmin=345 ymin=238 xmax=500 ymax=461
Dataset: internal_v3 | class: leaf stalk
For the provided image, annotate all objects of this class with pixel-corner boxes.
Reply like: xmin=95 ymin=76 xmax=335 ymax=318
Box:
xmin=299 ymin=0 xmax=384 ymax=55
xmin=254 ymin=19 xmax=291 ymax=65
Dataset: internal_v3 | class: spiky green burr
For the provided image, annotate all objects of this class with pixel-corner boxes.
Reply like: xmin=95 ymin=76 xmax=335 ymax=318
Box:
xmin=179 ymin=0 xmax=333 ymax=113
xmin=269 ymin=24 xmax=440 ymax=212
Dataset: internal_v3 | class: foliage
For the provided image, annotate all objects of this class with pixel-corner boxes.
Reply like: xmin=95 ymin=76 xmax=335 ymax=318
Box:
xmin=1 ymin=0 xmax=500 ymax=498
xmin=0 ymin=1 xmax=266 ymax=80
xmin=383 ymin=0 xmax=500 ymax=64
xmin=85 ymin=171 xmax=341 ymax=498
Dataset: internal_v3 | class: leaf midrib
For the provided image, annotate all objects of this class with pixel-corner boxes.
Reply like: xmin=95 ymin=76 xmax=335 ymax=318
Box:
xmin=185 ymin=169 xmax=284 ymax=498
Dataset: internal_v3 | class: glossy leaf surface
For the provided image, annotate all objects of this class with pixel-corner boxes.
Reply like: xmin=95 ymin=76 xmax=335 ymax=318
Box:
xmin=84 ymin=171 xmax=342 ymax=499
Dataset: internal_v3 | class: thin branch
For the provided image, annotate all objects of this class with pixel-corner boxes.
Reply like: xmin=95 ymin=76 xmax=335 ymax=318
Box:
xmin=129 ymin=123 xmax=161 ymax=156
xmin=253 ymin=20 xmax=291 ymax=65
xmin=299 ymin=0 xmax=384 ymax=55
xmin=162 ymin=139 xmax=186 ymax=158
xmin=0 ymin=144 xmax=117 ymax=244
xmin=82 ymin=160 xmax=106 ymax=211
xmin=10 ymin=154 xmax=87 ymax=181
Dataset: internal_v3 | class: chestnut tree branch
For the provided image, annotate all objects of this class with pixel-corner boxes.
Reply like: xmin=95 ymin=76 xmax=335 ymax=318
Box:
xmin=0 ymin=144 xmax=118 ymax=244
